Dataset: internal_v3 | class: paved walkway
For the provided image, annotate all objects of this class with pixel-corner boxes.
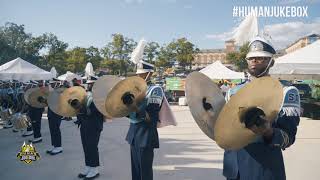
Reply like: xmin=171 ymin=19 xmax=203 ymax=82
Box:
xmin=0 ymin=106 xmax=319 ymax=180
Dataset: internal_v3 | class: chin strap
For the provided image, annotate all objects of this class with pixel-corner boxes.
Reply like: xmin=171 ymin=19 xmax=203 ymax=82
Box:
xmin=257 ymin=59 xmax=273 ymax=78
xmin=145 ymin=72 xmax=151 ymax=81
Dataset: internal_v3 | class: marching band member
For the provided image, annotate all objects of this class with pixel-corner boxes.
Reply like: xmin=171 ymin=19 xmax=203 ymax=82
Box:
xmin=203 ymin=37 xmax=300 ymax=180
xmin=46 ymin=78 xmax=64 ymax=155
xmin=123 ymin=61 xmax=163 ymax=180
xmin=70 ymin=76 xmax=104 ymax=180
xmin=3 ymin=81 xmax=15 ymax=129
xmin=21 ymin=81 xmax=37 ymax=137
xmin=28 ymin=80 xmax=45 ymax=143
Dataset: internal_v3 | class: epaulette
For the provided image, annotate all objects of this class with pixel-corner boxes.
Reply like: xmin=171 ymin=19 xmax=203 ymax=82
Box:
xmin=147 ymin=85 xmax=164 ymax=106
xmin=281 ymin=86 xmax=301 ymax=117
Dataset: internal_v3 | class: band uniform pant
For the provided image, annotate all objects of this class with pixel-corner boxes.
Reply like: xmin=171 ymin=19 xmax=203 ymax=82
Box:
xmin=130 ymin=144 xmax=154 ymax=180
xmin=80 ymin=120 xmax=102 ymax=167
xmin=48 ymin=117 xmax=62 ymax=147
xmin=227 ymin=173 xmax=240 ymax=180
xmin=31 ymin=115 xmax=42 ymax=138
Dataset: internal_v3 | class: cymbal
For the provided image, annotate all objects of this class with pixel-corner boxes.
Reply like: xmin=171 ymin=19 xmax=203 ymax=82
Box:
xmin=105 ymin=76 xmax=147 ymax=118
xmin=47 ymin=88 xmax=66 ymax=115
xmin=185 ymin=72 xmax=226 ymax=140
xmin=92 ymin=75 xmax=121 ymax=118
xmin=59 ymin=86 xmax=87 ymax=117
xmin=27 ymin=87 xmax=49 ymax=108
xmin=24 ymin=88 xmax=36 ymax=105
xmin=214 ymin=77 xmax=283 ymax=150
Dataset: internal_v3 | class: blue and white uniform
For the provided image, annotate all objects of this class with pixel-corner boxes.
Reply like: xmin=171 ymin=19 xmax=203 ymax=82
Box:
xmin=126 ymin=85 xmax=164 ymax=180
xmin=223 ymin=80 xmax=300 ymax=180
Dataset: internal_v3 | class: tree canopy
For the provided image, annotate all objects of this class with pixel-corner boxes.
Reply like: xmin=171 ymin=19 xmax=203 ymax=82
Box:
xmin=0 ymin=22 xmax=226 ymax=76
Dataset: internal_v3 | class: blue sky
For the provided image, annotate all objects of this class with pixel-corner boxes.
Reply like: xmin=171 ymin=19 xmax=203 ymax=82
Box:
xmin=1 ymin=0 xmax=319 ymax=50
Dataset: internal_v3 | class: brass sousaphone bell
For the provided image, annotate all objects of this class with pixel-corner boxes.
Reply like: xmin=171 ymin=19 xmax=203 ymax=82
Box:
xmin=104 ymin=76 xmax=147 ymax=118
xmin=214 ymin=77 xmax=283 ymax=150
xmin=185 ymin=72 xmax=226 ymax=140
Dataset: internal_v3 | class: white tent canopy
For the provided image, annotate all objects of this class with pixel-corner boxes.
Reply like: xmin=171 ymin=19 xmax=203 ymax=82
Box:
xmin=270 ymin=40 xmax=320 ymax=80
xmin=58 ymin=71 xmax=82 ymax=82
xmin=199 ymin=61 xmax=245 ymax=79
xmin=0 ymin=57 xmax=54 ymax=81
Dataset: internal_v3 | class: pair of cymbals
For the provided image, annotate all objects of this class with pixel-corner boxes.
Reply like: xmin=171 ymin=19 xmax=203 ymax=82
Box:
xmin=47 ymin=75 xmax=146 ymax=118
xmin=186 ymin=72 xmax=283 ymax=150
xmin=92 ymin=75 xmax=122 ymax=118
xmin=214 ymin=77 xmax=283 ymax=150
xmin=104 ymin=76 xmax=147 ymax=118
xmin=24 ymin=87 xmax=49 ymax=108
xmin=185 ymin=72 xmax=226 ymax=140
xmin=47 ymin=87 xmax=66 ymax=115
xmin=48 ymin=86 xmax=87 ymax=117
xmin=24 ymin=88 xmax=34 ymax=105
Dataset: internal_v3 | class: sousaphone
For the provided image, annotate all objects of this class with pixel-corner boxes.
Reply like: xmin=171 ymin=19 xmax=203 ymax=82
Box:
xmin=185 ymin=72 xmax=225 ymax=140
xmin=214 ymin=77 xmax=283 ymax=150
xmin=105 ymin=76 xmax=147 ymax=118
xmin=92 ymin=75 xmax=122 ymax=118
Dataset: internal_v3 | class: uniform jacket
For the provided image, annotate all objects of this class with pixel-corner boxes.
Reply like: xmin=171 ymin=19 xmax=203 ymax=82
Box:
xmin=126 ymin=85 xmax=164 ymax=148
xmin=223 ymin=80 xmax=301 ymax=180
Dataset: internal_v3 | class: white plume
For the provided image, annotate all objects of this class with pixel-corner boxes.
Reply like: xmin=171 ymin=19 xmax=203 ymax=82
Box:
xmin=232 ymin=14 xmax=259 ymax=46
xmin=130 ymin=38 xmax=147 ymax=64
xmin=85 ymin=62 xmax=94 ymax=77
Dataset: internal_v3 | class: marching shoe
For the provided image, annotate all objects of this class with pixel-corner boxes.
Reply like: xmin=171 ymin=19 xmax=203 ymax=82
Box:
xmin=46 ymin=147 xmax=55 ymax=154
xmin=28 ymin=137 xmax=42 ymax=143
xmin=22 ymin=130 xmax=34 ymax=137
xmin=3 ymin=122 xmax=13 ymax=128
xmin=50 ymin=147 xmax=63 ymax=155
xmin=84 ymin=167 xmax=99 ymax=180
xmin=78 ymin=166 xmax=90 ymax=178
xmin=12 ymin=128 xmax=19 ymax=132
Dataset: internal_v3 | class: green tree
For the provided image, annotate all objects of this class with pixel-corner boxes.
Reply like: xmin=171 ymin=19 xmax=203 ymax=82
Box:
xmin=155 ymin=46 xmax=173 ymax=68
xmin=166 ymin=38 xmax=198 ymax=70
xmin=226 ymin=42 xmax=249 ymax=71
xmin=144 ymin=42 xmax=160 ymax=63
xmin=100 ymin=59 xmax=121 ymax=75
xmin=103 ymin=33 xmax=137 ymax=75
xmin=40 ymin=33 xmax=68 ymax=74
xmin=0 ymin=22 xmax=46 ymax=65
xmin=101 ymin=43 xmax=113 ymax=60
xmin=86 ymin=46 xmax=102 ymax=70
xmin=65 ymin=47 xmax=87 ymax=72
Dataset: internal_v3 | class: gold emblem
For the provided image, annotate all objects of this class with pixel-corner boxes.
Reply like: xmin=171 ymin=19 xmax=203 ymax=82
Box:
xmin=17 ymin=142 xmax=40 ymax=164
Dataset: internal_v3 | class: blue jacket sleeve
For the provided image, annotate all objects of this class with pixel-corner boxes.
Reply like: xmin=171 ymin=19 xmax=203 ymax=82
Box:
xmin=145 ymin=86 xmax=163 ymax=128
xmin=269 ymin=115 xmax=300 ymax=150
xmin=268 ymin=86 xmax=301 ymax=150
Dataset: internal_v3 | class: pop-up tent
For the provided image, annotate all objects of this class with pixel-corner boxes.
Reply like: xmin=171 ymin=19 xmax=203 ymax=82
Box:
xmin=58 ymin=71 xmax=82 ymax=82
xmin=270 ymin=40 xmax=320 ymax=80
xmin=199 ymin=61 xmax=245 ymax=79
xmin=0 ymin=57 xmax=54 ymax=81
